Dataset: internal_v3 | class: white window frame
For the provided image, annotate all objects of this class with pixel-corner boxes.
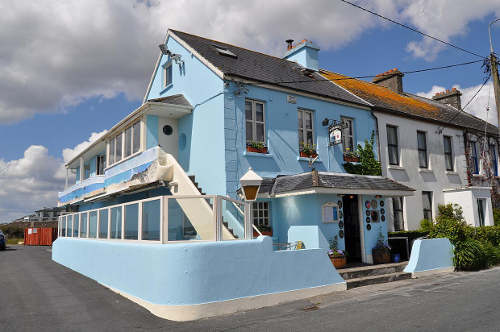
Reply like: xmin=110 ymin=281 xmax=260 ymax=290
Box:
xmin=443 ymin=135 xmax=454 ymax=171
xmin=163 ymin=60 xmax=173 ymax=88
xmin=252 ymin=201 xmax=271 ymax=228
xmin=245 ymin=99 xmax=266 ymax=145
xmin=341 ymin=117 xmax=354 ymax=153
xmin=107 ymin=120 xmax=142 ymax=168
xmin=322 ymin=202 xmax=339 ymax=224
xmin=386 ymin=125 xmax=399 ymax=166
xmin=417 ymin=130 xmax=428 ymax=169
xmin=297 ymin=108 xmax=315 ymax=149
xmin=96 ymin=155 xmax=105 ymax=176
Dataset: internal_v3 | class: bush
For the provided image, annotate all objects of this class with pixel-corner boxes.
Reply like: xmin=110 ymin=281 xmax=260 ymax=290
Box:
xmin=453 ymin=239 xmax=488 ymax=271
xmin=419 ymin=219 xmax=433 ymax=232
xmin=494 ymin=208 xmax=500 ymax=226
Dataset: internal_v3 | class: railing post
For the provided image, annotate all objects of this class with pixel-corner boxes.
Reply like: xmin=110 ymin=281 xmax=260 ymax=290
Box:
xmin=244 ymin=201 xmax=252 ymax=240
xmin=162 ymin=196 xmax=169 ymax=244
xmin=215 ymin=196 xmax=223 ymax=241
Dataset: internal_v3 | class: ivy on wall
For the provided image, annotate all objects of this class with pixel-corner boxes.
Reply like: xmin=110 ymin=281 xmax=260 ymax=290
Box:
xmin=343 ymin=131 xmax=382 ymax=176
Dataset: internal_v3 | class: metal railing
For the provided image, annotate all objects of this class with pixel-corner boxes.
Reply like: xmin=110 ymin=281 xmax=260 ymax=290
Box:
xmin=58 ymin=194 xmax=252 ymax=243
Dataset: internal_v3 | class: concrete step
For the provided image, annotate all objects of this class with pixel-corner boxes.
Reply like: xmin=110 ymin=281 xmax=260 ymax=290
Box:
xmin=338 ymin=262 xmax=407 ymax=280
xmin=346 ymin=272 xmax=412 ymax=289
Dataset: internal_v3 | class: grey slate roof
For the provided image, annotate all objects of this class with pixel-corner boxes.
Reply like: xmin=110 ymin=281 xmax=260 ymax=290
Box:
xmin=149 ymin=94 xmax=193 ymax=108
xmin=170 ymin=30 xmax=370 ymax=107
xmin=259 ymin=172 xmax=414 ymax=195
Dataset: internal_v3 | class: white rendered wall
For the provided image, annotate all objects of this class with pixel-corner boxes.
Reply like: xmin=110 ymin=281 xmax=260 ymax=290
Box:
xmin=444 ymin=188 xmax=494 ymax=226
xmin=375 ymin=112 xmax=467 ymax=231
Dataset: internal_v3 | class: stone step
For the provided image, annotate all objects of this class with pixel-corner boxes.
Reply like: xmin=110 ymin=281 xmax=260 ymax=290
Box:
xmin=338 ymin=262 xmax=407 ymax=280
xmin=346 ymin=272 xmax=412 ymax=289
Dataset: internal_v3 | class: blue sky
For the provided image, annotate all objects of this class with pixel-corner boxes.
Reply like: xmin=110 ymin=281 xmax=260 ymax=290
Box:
xmin=1 ymin=0 xmax=500 ymax=221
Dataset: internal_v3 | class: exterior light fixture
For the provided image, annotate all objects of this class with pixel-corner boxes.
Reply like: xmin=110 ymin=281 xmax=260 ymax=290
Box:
xmin=158 ymin=44 xmax=171 ymax=56
xmin=240 ymin=167 xmax=263 ymax=201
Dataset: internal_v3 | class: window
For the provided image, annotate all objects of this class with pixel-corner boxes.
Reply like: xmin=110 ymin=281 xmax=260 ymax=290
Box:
xmin=386 ymin=125 xmax=399 ymax=165
xmin=443 ymin=136 xmax=453 ymax=171
xmin=322 ymin=203 xmax=339 ymax=223
xmin=392 ymin=197 xmax=404 ymax=231
xmin=163 ymin=61 xmax=172 ymax=87
xmin=252 ymin=202 xmax=270 ymax=229
xmin=125 ymin=203 xmax=139 ymax=240
xmin=110 ymin=207 xmax=122 ymax=239
xmin=73 ymin=214 xmax=79 ymax=237
xmin=417 ymin=131 xmax=428 ymax=168
xmin=62 ymin=216 xmax=66 ymax=237
xmin=142 ymin=199 xmax=161 ymax=241
xmin=67 ymin=215 xmax=73 ymax=238
xmin=341 ymin=117 xmax=354 ymax=153
xmin=471 ymin=142 xmax=479 ymax=174
xmin=422 ymin=191 xmax=433 ymax=221
xmin=89 ymin=211 xmax=97 ymax=238
xmin=477 ymin=199 xmax=486 ymax=226
xmin=96 ymin=155 xmax=105 ymax=175
xmin=108 ymin=120 xmax=141 ymax=166
xmin=245 ymin=99 xmax=266 ymax=144
xmin=298 ymin=109 xmax=314 ymax=149
xmin=490 ymin=144 xmax=498 ymax=176
xmin=99 ymin=209 xmax=108 ymax=239
xmin=80 ymin=213 xmax=87 ymax=238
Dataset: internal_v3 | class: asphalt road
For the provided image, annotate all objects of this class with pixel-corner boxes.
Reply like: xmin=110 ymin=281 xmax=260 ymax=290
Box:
xmin=1 ymin=245 xmax=500 ymax=332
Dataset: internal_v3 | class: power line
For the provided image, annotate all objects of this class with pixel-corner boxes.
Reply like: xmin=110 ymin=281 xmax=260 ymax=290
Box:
xmin=339 ymin=0 xmax=487 ymax=60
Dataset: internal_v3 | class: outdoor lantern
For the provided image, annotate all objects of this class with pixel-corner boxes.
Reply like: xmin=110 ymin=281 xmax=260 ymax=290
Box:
xmin=240 ymin=167 xmax=263 ymax=201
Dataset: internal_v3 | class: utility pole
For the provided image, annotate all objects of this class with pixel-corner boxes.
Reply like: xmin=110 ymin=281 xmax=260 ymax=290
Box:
xmin=489 ymin=18 xmax=500 ymax=130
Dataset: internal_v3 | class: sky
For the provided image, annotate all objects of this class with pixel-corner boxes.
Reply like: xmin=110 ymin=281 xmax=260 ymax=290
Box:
xmin=1 ymin=0 xmax=500 ymax=222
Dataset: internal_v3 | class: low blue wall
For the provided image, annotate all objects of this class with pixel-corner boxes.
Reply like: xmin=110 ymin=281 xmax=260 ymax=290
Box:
xmin=52 ymin=236 xmax=344 ymax=306
xmin=404 ymin=238 xmax=454 ymax=274
xmin=288 ymin=225 xmax=329 ymax=250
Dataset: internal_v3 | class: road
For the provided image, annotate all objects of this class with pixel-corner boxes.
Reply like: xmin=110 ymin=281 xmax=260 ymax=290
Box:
xmin=1 ymin=245 xmax=500 ymax=331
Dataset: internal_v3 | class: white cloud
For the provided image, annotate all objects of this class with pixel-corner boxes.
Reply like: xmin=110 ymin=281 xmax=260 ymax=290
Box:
xmin=62 ymin=130 xmax=107 ymax=163
xmin=417 ymin=81 xmax=497 ymax=126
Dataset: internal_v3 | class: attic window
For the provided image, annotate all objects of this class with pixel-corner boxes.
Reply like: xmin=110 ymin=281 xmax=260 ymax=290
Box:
xmin=212 ymin=44 xmax=237 ymax=58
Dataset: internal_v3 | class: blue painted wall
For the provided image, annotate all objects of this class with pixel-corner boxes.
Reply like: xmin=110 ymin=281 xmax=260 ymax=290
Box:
xmin=404 ymin=238 xmax=454 ymax=274
xmin=146 ymin=115 xmax=159 ymax=149
xmin=145 ymin=36 xmax=226 ymax=195
xmin=224 ymin=82 xmax=376 ymax=198
xmin=361 ymin=195 xmax=388 ymax=257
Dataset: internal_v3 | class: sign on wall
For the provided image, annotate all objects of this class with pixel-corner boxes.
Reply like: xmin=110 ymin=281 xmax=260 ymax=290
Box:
xmin=322 ymin=202 xmax=339 ymax=223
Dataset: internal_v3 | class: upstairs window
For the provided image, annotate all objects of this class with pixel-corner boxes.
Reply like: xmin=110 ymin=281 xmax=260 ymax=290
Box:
xmin=386 ymin=125 xmax=399 ymax=165
xmin=422 ymin=191 xmax=433 ymax=221
xmin=245 ymin=99 xmax=266 ymax=145
xmin=108 ymin=120 xmax=141 ymax=167
xmin=490 ymin=144 xmax=498 ymax=176
xmin=471 ymin=142 xmax=479 ymax=174
xmin=252 ymin=202 xmax=270 ymax=230
xmin=297 ymin=109 xmax=314 ymax=149
xmin=96 ymin=155 xmax=105 ymax=175
xmin=443 ymin=136 xmax=453 ymax=171
xmin=163 ymin=61 xmax=172 ymax=87
xmin=341 ymin=117 xmax=354 ymax=153
xmin=417 ymin=131 xmax=428 ymax=168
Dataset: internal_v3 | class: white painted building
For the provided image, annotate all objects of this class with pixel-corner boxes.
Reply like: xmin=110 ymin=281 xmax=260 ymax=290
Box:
xmin=326 ymin=69 xmax=497 ymax=229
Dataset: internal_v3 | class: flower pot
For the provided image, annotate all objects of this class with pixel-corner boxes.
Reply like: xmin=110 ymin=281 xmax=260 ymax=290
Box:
xmin=300 ymin=151 xmax=318 ymax=158
xmin=247 ymin=146 xmax=268 ymax=154
xmin=330 ymin=256 xmax=347 ymax=269
xmin=372 ymin=248 xmax=391 ymax=264
xmin=343 ymin=155 xmax=360 ymax=162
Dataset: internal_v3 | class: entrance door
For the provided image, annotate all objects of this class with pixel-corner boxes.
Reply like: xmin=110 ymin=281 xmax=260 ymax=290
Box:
xmin=343 ymin=195 xmax=361 ymax=262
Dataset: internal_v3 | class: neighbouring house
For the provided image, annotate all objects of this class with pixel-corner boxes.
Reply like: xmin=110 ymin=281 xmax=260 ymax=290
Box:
xmin=321 ymin=69 xmax=498 ymax=230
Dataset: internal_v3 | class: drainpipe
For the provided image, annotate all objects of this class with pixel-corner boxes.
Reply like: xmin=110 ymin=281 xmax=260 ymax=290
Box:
xmin=370 ymin=111 xmax=383 ymax=175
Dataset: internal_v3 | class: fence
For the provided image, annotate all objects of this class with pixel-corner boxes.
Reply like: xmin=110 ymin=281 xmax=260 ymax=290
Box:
xmin=58 ymin=195 xmax=252 ymax=243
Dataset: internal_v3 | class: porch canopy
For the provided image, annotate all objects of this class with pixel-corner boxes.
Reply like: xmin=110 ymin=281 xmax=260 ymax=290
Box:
xmin=256 ymin=171 xmax=415 ymax=198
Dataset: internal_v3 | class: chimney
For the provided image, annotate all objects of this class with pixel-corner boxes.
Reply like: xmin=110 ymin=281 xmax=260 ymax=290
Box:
xmin=283 ymin=39 xmax=320 ymax=71
xmin=372 ymin=68 xmax=404 ymax=94
xmin=432 ymin=88 xmax=462 ymax=110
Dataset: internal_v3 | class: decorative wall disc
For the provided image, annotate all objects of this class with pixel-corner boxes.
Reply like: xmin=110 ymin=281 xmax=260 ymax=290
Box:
xmin=380 ymin=208 xmax=385 ymax=215
xmin=366 ymin=217 xmax=370 ymax=223
xmin=371 ymin=210 xmax=379 ymax=222
xmin=339 ymin=230 xmax=344 ymax=238
xmin=339 ymin=221 xmax=344 ymax=228
xmin=339 ymin=211 xmax=343 ymax=218
xmin=338 ymin=201 xmax=343 ymax=208
xmin=380 ymin=200 xmax=385 ymax=207
xmin=381 ymin=215 xmax=385 ymax=222
xmin=366 ymin=224 xmax=371 ymax=231
xmin=365 ymin=201 xmax=370 ymax=209
xmin=371 ymin=200 xmax=378 ymax=209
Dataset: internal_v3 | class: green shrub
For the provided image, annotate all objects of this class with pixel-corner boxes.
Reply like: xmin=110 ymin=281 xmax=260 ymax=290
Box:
xmin=494 ymin=208 xmax=500 ymax=226
xmin=453 ymin=239 xmax=488 ymax=271
xmin=419 ymin=219 xmax=433 ymax=232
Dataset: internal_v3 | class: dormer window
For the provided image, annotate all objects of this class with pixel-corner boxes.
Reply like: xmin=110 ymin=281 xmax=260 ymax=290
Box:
xmin=212 ymin=44 xmax=237 ymax=58
xmin=163 ymin=60 xmax=172 ymax=87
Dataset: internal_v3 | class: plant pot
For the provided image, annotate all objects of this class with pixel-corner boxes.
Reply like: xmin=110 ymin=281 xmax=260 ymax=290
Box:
xmin=247 ymin=146 xmax=268 ymax=154
xmin=372 ymin=248 xmax=391 ymax=264
xmin=343 ymin=155 xmax=360 ymax=162
xmin=330 ymin=256 xmax=347 ymax=269
xmin=300 ymin=151 xmax=318 ymax=158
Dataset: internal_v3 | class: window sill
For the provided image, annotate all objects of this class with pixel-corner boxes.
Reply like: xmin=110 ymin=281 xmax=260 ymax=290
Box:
xmin=243 ymin=151 xmax=273 ymax=158
xmin=418 ymin=168 xmax=433 ymax=173
xmin=297 ymin=156 xmax=322 ymax=162
xmin=160 ymin=83 xmax=173 ymax=95
xmin=388 ymin=165 xmax=405 ymax=170
xmin=105 ymin=150 xmax=143 ymax=171
xmin=472 ymin=174 xmax=484 ymax=178
xmin=446 ymin=171 xmax=458 ymax=175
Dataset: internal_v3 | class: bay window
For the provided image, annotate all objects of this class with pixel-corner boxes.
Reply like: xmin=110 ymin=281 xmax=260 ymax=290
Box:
xmin=108 ymin=120 xmax=142 ymax=167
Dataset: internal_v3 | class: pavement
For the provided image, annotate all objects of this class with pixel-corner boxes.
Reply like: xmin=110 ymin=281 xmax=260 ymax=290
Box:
xmin=1 ymin=245 xmax=500 ymax=331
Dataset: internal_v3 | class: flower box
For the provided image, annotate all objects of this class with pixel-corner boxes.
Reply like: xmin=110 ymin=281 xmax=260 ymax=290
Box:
xmin=330 ymin=256 xmax=347 ymax=269
xmin=246 ymin=146 xmax=268 ymax=154
xmin=253 ymin=229 xmax=273 ymax=237
xmin=372 ymin=248 xmax=391 ymax=264
xmin=300 ymin=151 xmax=318 ymax=158
xmin=343 ymin=155 xmax=360 ymax=162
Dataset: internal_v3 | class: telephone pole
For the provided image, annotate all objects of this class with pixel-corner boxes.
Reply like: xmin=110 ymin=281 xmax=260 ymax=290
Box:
xmin=489 ymin=19 xmax=500 ymax=130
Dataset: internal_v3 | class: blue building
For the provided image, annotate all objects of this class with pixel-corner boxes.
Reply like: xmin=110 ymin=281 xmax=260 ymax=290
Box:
xmin=57 ymin=30 xmax=414 ymax=265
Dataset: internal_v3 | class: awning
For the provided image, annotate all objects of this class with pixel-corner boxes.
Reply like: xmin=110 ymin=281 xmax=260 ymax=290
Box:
xmin=254 ymin=171 xmax=415 ymax=198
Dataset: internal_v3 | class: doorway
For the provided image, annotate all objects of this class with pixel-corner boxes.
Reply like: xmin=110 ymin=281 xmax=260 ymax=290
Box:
xmin=343 ymin=195 xmax=361 ymax=262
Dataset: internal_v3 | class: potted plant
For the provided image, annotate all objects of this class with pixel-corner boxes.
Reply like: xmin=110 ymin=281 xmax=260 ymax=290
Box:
xmin=253 ymin=225 xmax=273 ymax=237
xmin=328 ymin=235 xmax=347 ymax=268
xmin=343 ymin=148 xmax=360 ymax=162
xmin=372 ymin=231 xmax=391 ymax=264
xmin=246 ymin=141 xmax=268 ymax=154
xmin=299 ymin=143 xmax=318 ymax=158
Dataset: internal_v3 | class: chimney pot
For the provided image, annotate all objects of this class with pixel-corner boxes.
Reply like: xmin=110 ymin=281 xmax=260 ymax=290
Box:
xmin=286 ymin=39 xmax=294 ymax=50
xmin=372 ymin=68 xmax=404 ymax=94
xmin=432 ymin=88 xmax=462 ymax=110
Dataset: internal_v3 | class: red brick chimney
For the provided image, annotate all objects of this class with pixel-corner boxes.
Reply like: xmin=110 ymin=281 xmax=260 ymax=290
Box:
xmin=372 ymin=68 xmax=404 ymax=94
xmin=432 ymin=88 xmax=462 ymax=110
